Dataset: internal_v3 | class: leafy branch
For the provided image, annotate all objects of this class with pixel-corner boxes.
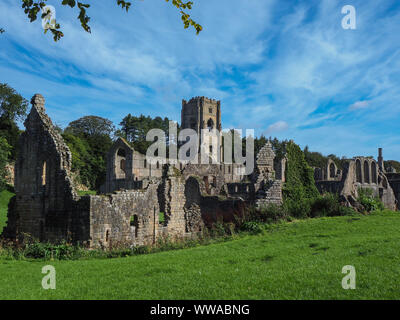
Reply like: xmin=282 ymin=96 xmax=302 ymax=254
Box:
xmin=20 ymin=0 xmax=202 ymax=42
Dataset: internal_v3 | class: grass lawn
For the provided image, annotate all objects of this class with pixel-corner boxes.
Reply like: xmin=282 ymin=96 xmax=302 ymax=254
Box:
xmin=0 ymin=210 xmax=399 ymax=299
xmin=0 ymin=189 xmax=14 ymax=233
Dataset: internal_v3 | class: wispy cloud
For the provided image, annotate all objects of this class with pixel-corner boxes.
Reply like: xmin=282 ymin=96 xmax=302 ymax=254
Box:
xmin=0 ymin=0 xmax=400 ymax=160
xmin=264 ymin=121 xmax=289 ymax=135
xmin=349 ymin=100 xmax=369 ymax=111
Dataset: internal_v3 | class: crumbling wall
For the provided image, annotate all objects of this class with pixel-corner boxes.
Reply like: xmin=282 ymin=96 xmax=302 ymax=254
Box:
xmin=386 ymin=172 xmax=400 ymax=210
xmin=253 ymin=142 xmax=283 ymax=207
xmin=3 ymin=94 xmax=80 ymax=241
xmin=316 ymin=158 xmax=397 ymax=211
xmin=89 ymin=184 xmax=160 ymax=248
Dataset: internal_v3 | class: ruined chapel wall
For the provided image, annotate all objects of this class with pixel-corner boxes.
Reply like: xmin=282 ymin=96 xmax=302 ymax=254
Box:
xmin=89 ymin=184 xmax=161 ymax=248
xmin=8 ymin=94 xmax=78 ymax=241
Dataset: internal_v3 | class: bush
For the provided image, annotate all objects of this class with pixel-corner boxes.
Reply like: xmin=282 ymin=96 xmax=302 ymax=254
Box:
xmin=283 ymin=197 xmax=311 ymax=218
xmin=241 ymin=221 xmax=263 ymax=234
xmin=310 ymin=193 xmax=356 ymax=217
xmin=23 ymin=242 xmax=78 ymax=260
xmin=358 ymin=188 xmax=384 ymax=212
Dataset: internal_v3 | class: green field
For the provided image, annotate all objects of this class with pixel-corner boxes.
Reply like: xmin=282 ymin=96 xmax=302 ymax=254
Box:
xmin=0 ymin=205 xmax=399 ymax=299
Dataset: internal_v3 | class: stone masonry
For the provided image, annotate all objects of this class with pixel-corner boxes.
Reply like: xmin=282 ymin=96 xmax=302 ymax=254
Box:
xmin=1 ymin=94 xmax=286 ymax=248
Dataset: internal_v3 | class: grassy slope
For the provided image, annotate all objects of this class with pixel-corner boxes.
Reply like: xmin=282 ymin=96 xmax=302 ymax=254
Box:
xmin=0 ymin=189 xmax=14 ymax=233
xmin=0 ymin=211 xmax=399 ymax=300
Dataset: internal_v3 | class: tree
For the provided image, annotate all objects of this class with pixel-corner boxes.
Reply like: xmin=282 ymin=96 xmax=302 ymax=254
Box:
xmin=19 ymin=0 xmax=202 ymax=41
xmin=0 ymin=137 xmax=11 ymax=191
xmin=65 ymin=115 xmax=115 ymax=137
xmin=118 ymin=114 xmax=171 ymax=154
xmin=0 ymin=84 xmax=28 ymax=161
xmin=64 ymin=115 xmax=114 ymax=189
xmin=0 ymin=83 xmax=28 ymax=121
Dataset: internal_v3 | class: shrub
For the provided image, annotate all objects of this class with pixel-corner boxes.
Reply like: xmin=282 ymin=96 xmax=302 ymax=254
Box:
xmin=241 ymin=221 xmax=263 ymax=234
xmin=358 ymin=188 xmax=384 ymax=212
xmin=256 ymin=204 xmax=288 ymax=223
xmin=310 ymin=193 xmax=356 ymax=217
xmin=283 ymin=196 xmax=312 ymax=218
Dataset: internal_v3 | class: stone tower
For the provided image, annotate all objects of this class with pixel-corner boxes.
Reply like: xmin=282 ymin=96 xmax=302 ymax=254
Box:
xmin=378 ymin=147 xmax=385 ymax=172
xmin=181 ymin=96 xmax=222 ymax=132
xmin=181 ymin=97 xmax=222 ymax=163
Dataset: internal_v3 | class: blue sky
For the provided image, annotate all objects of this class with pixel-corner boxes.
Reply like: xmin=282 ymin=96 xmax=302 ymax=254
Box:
xmin=0 ymin=0 xmax=400 ymax=160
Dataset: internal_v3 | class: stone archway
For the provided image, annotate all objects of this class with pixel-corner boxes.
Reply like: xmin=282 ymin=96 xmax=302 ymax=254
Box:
xmin=364 ymin=160 xmax=370 ymax=184
xmin=371 ymin=161 xmax=377 ymax=184
xmin=356 ymin=159 xmax=362 ymax=183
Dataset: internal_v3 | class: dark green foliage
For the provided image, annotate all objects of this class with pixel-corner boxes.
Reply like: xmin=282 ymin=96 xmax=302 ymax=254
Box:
xmin=241 ymin=221 xmax=263 ymax=234
xmin=0 ymin=84 xmax=28 ymax=122
xmin=0 ymin=84 xmax=28 ymax=161
xmin=384 ymin=160 xmax=400 ymax=173
xmin=63 ymin=132 xmax=112 ymax=190
xmin=0 ymin=138 xmax=11 ymax=192
xmin=23 ymin=241 xmax=77 ymax=260
xmin=303 ymin=145 xmax=346 ymax=169
xmin=63 ymin=115 xmax=114 ymax=190
xmin=310 ymin=193 xmax=356 ymax=217
xmin=357 ymin=188 xmax=384 ymax=212
xmin=284 ymin=141 xmax=319 ymax=204
xmin=65 ymin=115 xmax=115 ymax=137
xmin=20 ymin=0 xmax=202 ymax=42
xmin=118 ymin=114 xmax=174 ymax=155
xmin=0 ymin=117 xmax=21 ymax=161
xmin=62 ymin=133 xmax=94 ymax=188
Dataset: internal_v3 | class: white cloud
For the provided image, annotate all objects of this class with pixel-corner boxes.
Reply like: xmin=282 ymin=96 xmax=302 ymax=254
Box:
xmin=264 ymin=121 xmax=289 ymax=134
xmin=349 ymin=100 xmax=369 ymax=111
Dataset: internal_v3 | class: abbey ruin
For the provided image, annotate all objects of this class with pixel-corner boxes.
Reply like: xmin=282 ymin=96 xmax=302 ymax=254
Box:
xmin=2 ymin=94 xmax=398 ymax=247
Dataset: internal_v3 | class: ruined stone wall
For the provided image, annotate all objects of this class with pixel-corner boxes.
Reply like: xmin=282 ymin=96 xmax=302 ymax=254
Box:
xmin=3 ymin=94 xmax=80 ymax=241
xmin=385 ymin=173 xmax=400 ymax=210
xmin=89 ymin=184 xmax=160 ymax=248
xmin=158 ymin=166 xmax=187 ymax=238
xmin=252 ymin=142 xmax=283 ymax=207
xmin=316 ymin=158 xmax=397 ymax=211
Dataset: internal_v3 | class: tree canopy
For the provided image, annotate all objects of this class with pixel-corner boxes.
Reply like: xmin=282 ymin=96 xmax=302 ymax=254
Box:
xmin=0 ymin=137 xmax=11 ymax=191
xmin=19 ymin=0 xmax=202 ymax=41
xmin=118 ymin=114 xmax=172 ymax=154
xmin=0 ymin=84 xmax=28 ymax=122
xmin=0 ymin=84 xmax=27 ymax=161
xmin=65 ymin=115 xmax=115 ymax=137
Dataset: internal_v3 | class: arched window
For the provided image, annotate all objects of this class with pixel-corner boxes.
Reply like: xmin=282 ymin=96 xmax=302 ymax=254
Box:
xmin=41 ymin=161 xmax=47 ymax=186
xmin=329 ymin=163 xmax=336 ymax=179
xmin=156 ymin=161 xmax=160 ymax=169
xmin=207 ymin=118 xmax=214 ymax=131
xmin=364 ymin=161 xmax=370 ymax=184
xmin=371 ymin=162 xmax=377 ymax=184
xmin=356 ymin=159 xmax=362 ymax=183
xmin=144 ymin=159 xmax=147 ymax=168
xmin=105 ymin=230 xmax=110 ymax=243
xmin=116 ymin=148 xmax=127 ymax=179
